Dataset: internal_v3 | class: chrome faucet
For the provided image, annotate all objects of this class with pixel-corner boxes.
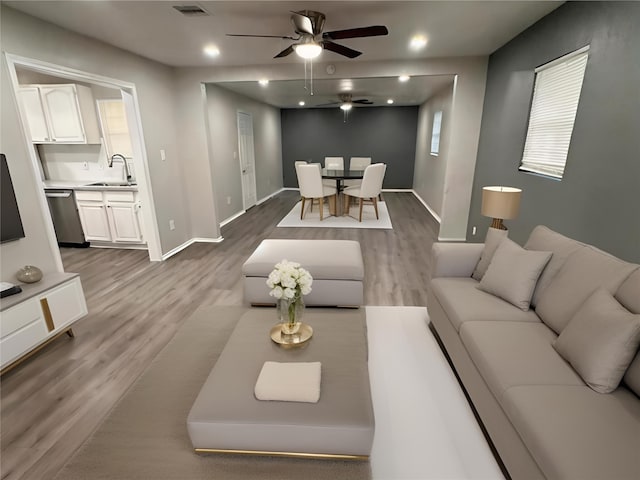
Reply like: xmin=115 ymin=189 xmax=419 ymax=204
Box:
xmin=109 ymin=154 xmax=132 ymax=183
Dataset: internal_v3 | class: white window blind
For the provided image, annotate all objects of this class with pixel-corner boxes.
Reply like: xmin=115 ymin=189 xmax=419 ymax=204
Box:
xmin=520 ymin=46 xmax=589 ymax=178
xmin=431 ymin=110 xmax=442 ymax=155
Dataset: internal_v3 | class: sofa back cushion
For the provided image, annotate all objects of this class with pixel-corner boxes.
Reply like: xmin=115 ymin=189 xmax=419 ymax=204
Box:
xmin=471 ymin=227 xmax=508 ymax=281
xmin=524 ymin=226 xmax=584 ymax=307
xmin=618 ymin=269 xmax=640 ymax=396
xmin=535 ymin=246 xmax=638 ymax=334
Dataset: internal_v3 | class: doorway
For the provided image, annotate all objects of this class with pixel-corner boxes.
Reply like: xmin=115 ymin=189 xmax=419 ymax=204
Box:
xmin=5 ymin=53 xmax=162 ymax=263
xmin=237 ymin=111 xmax=257 ymax=210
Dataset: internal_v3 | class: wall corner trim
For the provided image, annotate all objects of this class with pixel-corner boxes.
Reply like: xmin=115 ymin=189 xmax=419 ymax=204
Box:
xmin=161 ymin=236 xmax=224 ymax=260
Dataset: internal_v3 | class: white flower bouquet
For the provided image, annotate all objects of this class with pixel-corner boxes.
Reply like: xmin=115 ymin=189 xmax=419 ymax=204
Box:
xmin=266 ymin=259 xmax=313 ymax=301
xmin=267 ymin=260 xmax=313 ymax=334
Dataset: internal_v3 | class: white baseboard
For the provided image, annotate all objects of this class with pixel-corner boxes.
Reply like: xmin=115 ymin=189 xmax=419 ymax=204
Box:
xmin=410 ymin=190 xmax=442 ymax=224
xmin=161 ymin=236 xmax=224 ymax=260
xmin=220 ymin=210 xmax=246 ymax=227
xmin=256 ymin=187 xmax=285 ymax=205
xmin=437 ymin=236 xmax=466 ymax=242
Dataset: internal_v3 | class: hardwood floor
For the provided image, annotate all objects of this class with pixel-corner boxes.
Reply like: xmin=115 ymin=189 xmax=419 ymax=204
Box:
xmin=0 ymin=190 xmax=439 ymax=480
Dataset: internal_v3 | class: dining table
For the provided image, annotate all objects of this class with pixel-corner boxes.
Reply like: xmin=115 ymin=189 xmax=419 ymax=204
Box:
xmin=322 ymin=168 xmax=365 ymax=216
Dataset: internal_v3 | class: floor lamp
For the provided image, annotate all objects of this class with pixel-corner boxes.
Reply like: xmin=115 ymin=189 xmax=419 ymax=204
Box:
xmin=481 ymin=186 xmax=522 ymax=230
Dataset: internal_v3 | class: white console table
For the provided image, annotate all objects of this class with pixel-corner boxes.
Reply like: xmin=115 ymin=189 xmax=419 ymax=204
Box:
xmin=0 ymin=273 xmax=88 ymax=374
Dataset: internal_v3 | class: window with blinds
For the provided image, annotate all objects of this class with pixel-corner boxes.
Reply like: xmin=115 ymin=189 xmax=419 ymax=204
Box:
xmin=520 ymin=46 xmax=589 ymax=179
xmin=431 ymin=110 xmax=443 ymax=155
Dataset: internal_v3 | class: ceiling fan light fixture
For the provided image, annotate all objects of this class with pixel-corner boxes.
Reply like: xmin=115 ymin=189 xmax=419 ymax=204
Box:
xmin=258 ymin=79 xmax=269 ymax=86
xmin=340 ymin=102 xmax=353 ymax=111
xmin=399 ymin=75 xmax=410 ymax=82
xmin=387 ymin=99 xmax=394 ymax=104
xmin=298 ymin=101 xmax=306 ymax=106
xmin=294 ymin=41 xmax=322 ymax=59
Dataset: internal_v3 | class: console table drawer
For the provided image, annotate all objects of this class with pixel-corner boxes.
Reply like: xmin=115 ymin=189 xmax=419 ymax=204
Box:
xmin=0 ymin=320 xmax=48 ymax=366
xmin=1 ymin=300 xmax=42 ymax=338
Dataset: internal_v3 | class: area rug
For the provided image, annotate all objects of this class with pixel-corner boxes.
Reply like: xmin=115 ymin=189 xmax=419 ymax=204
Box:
xmin=55 ymin=306 xmax=371 ymax=480
xmin=277 ymin=201 xmax=392 ymax=229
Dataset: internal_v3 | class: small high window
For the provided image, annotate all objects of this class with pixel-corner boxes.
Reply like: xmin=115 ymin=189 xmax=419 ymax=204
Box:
xmin=430 ymin=110 xmax=442 ymax=156
xmin=520 ymin=46 xmax=589 ymax=179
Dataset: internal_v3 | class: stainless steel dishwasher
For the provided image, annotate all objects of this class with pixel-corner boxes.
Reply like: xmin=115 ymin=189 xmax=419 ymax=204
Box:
xmin=45 ymin=189 xmax=89 ymax=247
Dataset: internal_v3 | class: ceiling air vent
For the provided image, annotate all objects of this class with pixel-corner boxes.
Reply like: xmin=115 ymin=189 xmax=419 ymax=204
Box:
xmin=172 ymin=5 xmax=210 ymax=17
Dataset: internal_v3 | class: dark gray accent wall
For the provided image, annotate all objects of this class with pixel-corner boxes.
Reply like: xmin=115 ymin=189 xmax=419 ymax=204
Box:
xmin=468 ymin=1 xmax=640 ymax=263
xmin=281 ymin=106 xmax=418 ymax=188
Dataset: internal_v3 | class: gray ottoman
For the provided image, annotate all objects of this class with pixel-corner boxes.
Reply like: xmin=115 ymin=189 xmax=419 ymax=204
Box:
xmin=186 ymin=308 xmax=374 ymax=458
xmin=242 ymin=239 xmax=364 ymax=306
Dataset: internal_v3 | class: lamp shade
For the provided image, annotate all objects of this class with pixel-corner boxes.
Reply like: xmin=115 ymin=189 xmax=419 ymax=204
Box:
xmin=481 ymin=186 xmax=522 ymax=220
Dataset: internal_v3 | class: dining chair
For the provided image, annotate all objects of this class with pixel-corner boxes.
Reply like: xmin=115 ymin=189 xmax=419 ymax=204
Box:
xmin=343 ymin=163 xmax=386 ymax=222
xmin=324 ymin=157 xmax=344 ymax=170
xmin=297 ymin=164 xmax=337 ymax=221
xmin=344 ymin=157 xmax=372 ymax=189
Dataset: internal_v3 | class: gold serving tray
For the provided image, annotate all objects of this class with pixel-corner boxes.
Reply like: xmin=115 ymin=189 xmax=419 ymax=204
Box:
xmin=270 ymin=323 xmax=313 ymax=348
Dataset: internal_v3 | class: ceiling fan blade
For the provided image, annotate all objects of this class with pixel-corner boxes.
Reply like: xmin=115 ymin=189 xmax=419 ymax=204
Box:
xmin=317 ymin=101 xmax=341 ymax=107
xmin=353 ymin=99 xmax=373 ymax=104
xmin=323 ymin=25 xmax=388 ymax=40
xmin=290 ymin=11 xmax=314 ymax=35
xmin=227 ymin=33 xmax=297 ymax=40
xmin=274 ymin=45 xmax=295 ymax=58
xmin=321 ymin=41 xmax=362 ymax=59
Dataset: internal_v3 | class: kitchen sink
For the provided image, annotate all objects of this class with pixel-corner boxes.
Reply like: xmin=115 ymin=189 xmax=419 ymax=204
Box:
xmin=87 ymin=182 xmax=137 ymax=187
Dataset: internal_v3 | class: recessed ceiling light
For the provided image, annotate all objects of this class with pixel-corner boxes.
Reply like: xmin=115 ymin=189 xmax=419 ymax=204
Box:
xmin=410 ymin=35 xmax=428 ymax=50
xmin=387 ymin=99 xmax=394 ymax=104
xmin=258 ymin=79 xmax=269 ymax=86
xmin=298 ymin=101 xmax=305 ymax=106
xmin=203 ymin=45 xmax=220 ymax=57
xmin=399 ymin=75 xmax=410 ymax=82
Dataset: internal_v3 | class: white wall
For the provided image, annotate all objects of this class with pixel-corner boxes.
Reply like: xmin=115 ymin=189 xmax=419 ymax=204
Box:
xmin=1 ymin=58 xmax=60 ymax=280
xmin=1 ymin=6 xmax=192 ymax=264
xmin=413 ymin=83 xmax=454 ymax=220
xmin=205 ymin=84 xmax=283 ymax=223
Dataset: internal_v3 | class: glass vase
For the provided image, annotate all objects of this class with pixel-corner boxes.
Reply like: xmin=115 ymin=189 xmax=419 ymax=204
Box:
xmin=278 ymin=297 xmax=304 ymax=335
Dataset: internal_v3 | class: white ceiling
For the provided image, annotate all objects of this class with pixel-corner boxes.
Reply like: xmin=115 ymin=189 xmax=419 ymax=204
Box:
xmin=5 ymin=1 xmax=562 ymax=107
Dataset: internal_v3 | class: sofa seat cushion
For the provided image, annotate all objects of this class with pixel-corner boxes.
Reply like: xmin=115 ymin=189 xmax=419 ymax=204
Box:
xmin=430 ymin=278 xmax=540 ymax=332
xmin=460 ymin=321 xmax=584 ymax=403
xmin=502 ymin=385 xmax=640 ymax=480
xmin=535 ymin=247 xmax=638 ymax=334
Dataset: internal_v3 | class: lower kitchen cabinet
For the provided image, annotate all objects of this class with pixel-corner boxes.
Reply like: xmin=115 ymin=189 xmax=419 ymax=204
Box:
xmin=0 ymin=273 xmax=88 ymax=374
xmin=75 ymin=190 xmax=144 ymax=245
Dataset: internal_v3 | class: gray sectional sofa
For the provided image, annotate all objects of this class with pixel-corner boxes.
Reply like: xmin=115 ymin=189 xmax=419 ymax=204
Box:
xmin=428 ymin=225 xmax=640 ymax=480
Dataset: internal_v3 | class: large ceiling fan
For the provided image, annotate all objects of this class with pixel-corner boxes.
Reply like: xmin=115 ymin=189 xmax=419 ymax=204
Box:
xmin=227 ymin=10 xmax=389 ymax=59
xmin=318 ymin=93 xmax=374 ymax=110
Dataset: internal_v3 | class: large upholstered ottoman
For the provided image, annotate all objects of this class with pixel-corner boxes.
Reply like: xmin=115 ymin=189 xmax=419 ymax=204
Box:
xmin=242 ymin=239 xmax=364 ymax=306
xmin=187 ymin=308 xmax=374 ymax=458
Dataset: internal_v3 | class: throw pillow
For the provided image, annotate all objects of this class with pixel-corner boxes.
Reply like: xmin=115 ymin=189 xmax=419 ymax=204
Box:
xmin=471 ymin=227 xmax=508 ymax=281
xmin=478 ymin=238 xmax=552 ymax=311
xmin=554 ymin=288 xmax=640 ymax=394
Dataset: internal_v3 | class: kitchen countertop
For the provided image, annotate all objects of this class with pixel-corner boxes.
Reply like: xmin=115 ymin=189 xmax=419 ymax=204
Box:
xmin=43 ymin=180 xmax=138 ymax=191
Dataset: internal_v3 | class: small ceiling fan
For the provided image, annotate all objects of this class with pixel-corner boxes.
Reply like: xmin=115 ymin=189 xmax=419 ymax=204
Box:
xmin=227 ymin=10 xmax=388 ymax=59
xmin=318 ymin=93 xmax=374 ymax=110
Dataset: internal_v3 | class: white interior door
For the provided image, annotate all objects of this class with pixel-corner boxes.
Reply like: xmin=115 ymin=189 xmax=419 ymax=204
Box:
xmin=237 ymin=111 xmax=257 ymax=209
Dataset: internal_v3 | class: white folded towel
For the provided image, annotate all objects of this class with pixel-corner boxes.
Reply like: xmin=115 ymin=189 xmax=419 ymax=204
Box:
xmin=254 ymin=361 xmax=321 ymax=403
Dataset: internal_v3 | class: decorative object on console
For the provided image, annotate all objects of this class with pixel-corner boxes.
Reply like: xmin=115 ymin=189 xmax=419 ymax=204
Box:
xmin=481 ymin=186 xmax=522 ymax=230
xmin=267 ymin=260 xmax=313 ymax=336
xmin=16 ymin=265 xmax=43 ymax=284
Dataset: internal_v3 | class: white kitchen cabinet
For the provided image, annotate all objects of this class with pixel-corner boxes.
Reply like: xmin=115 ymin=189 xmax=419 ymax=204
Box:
xmin=0 ymin=274 xmax=87 ymax=374
xmin=18 ymin=84 xmax=100 ymax=144
xmin=76 ymin=190 xmax=144 ymax=245
xmin=77 ymin=200 xmax=112 ymax=241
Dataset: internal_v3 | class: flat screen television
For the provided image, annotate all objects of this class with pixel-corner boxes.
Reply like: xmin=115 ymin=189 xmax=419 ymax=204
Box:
xmin=1 ymin=153 xmax=26 ymax=243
